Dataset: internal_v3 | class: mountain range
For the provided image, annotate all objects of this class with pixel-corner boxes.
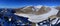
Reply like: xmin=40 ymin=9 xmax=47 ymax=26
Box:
xmin=14 ymin=5 xmax=52 ymax=15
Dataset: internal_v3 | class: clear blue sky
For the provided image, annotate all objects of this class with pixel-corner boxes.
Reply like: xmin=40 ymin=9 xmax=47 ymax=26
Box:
xmin=0 ymin=0 xmax=60 ymax=8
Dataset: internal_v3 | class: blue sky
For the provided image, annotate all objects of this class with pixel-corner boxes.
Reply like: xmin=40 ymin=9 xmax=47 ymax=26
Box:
xmin=0 ymin=0 xmax=60 ymax=8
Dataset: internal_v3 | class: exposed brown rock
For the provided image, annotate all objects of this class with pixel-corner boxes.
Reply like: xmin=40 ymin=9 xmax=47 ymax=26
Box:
xmin=48 ymin=15 xmax=57 ymax=20
xmin=31 ymin=23 xmax=36 ymax=26
xmin=15 ymin=6 xmax=34 ymax=14
xmin=21 ymin=6 xmax=34 ymax=14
